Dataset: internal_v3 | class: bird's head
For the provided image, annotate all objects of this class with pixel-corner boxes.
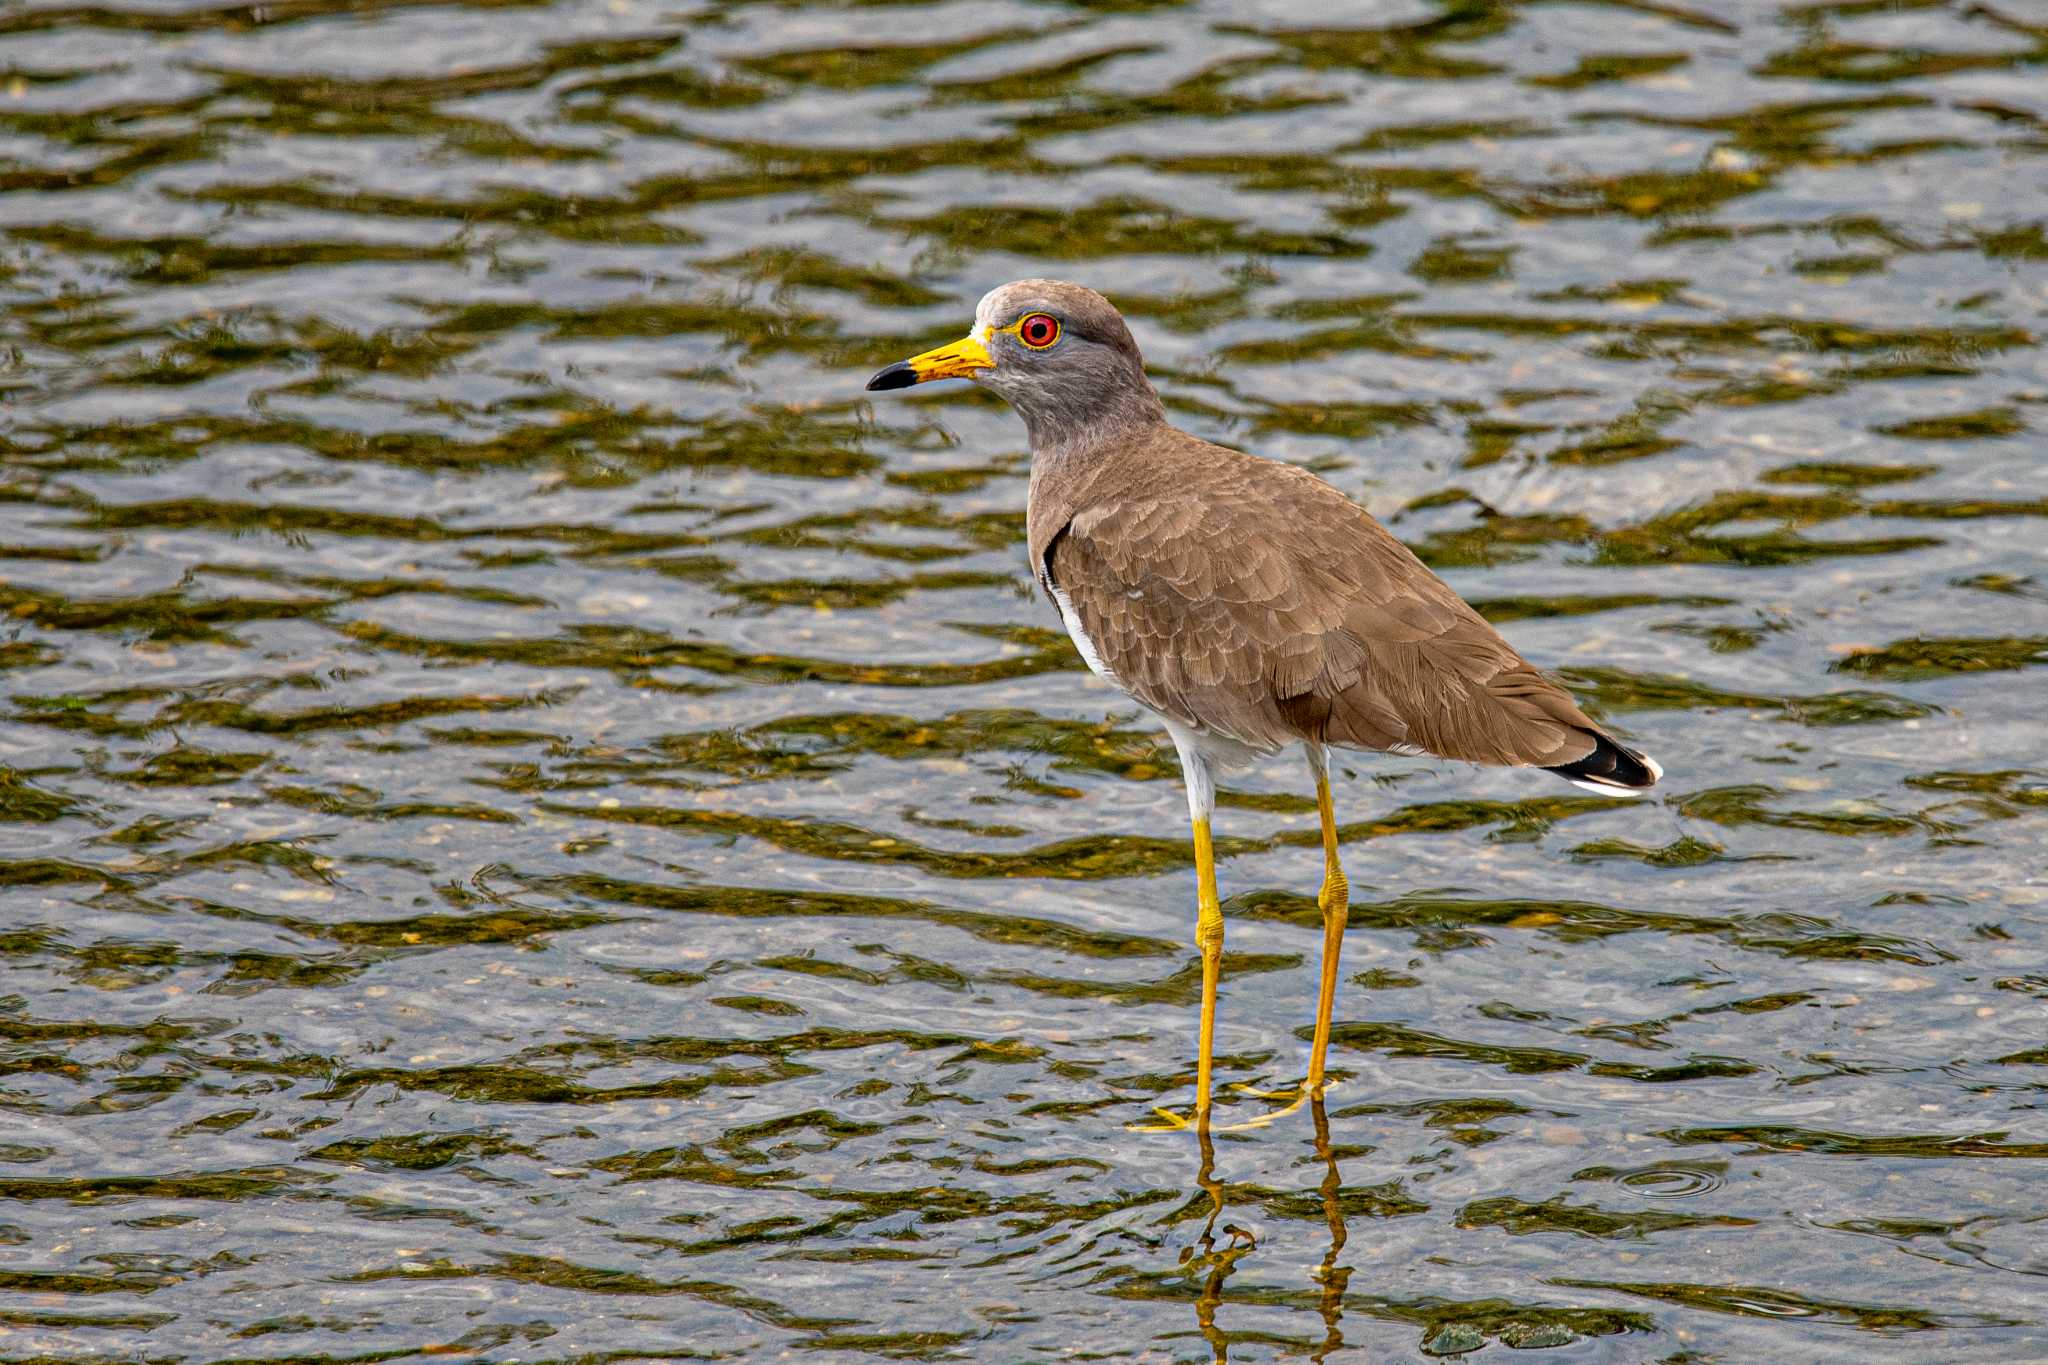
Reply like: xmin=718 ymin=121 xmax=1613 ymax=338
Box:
xmin=866 ymin=279 xmax=1163 ymax=445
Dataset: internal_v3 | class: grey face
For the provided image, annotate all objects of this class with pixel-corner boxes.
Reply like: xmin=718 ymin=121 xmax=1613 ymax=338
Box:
xmin=972 ymin=289 xmax=1107 ymax=412
xmin=866 ymin=279 xmax=1164 ymax=447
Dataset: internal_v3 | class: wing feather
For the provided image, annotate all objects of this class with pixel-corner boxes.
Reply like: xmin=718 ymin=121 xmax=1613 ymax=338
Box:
xmin=1040 ymin=437 xmax=1617 ymax=770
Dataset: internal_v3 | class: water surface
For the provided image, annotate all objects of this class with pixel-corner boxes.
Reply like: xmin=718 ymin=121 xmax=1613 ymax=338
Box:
xmin=2 ymin=0 xmax=2047 ymax=1358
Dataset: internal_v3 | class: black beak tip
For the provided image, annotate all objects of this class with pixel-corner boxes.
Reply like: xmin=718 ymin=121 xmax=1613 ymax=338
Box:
xmin=866 ymin=362 xmax=918 ymax=392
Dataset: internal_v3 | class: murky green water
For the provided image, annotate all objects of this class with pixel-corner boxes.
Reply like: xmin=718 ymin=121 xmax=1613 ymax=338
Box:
xmin=2 ymin=0 xmax=2046 ymax=1358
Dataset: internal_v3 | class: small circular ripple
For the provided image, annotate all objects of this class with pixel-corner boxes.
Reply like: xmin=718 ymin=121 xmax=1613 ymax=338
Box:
xmin=1618 ymin=1166 xmax=1723 ymax=1198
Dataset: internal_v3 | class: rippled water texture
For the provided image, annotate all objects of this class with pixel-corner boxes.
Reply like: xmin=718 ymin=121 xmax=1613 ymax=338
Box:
xmin=3 ymin=0 xmax=2048 ymax=1357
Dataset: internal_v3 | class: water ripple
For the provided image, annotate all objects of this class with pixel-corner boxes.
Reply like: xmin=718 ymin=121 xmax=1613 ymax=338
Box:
xmin=2 ymin=0 xmax=2046 ymax=1357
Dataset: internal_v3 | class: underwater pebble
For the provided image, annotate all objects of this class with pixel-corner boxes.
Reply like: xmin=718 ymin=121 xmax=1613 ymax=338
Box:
xmin=1500 ymin=1321 xmax=1575 ymax=1349
xmin=1424 ymin=1324 xmax=1487 ymax=1356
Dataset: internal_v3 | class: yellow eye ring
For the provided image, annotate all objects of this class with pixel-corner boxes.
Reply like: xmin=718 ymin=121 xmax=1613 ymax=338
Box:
xmin=1015 ymin=312 xmax=1060 ymax=349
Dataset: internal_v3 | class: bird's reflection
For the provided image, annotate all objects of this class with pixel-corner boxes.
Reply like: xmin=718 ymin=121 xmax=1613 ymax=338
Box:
xmin=1309 ymin=1098 xmax=1350 ymax=1362
xmin=1180 ymin=1102 xmax=1352 ymax=1363
xmin=1182 ymin=1119 xmax=1254 ymax=1362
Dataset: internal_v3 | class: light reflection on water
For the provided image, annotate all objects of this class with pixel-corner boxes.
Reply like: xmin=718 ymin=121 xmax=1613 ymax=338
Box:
xmin=1 ymin=0 xmax=2047 ymax=1358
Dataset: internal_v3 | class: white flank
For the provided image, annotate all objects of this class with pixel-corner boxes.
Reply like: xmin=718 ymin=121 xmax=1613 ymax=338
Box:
xmin=1049 ymin=584 xmax=1117 ymax=683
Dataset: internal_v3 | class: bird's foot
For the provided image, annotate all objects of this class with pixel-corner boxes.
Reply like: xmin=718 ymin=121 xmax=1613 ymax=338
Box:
xmin=1213 ymin=1082 xmax=1309 ymax=1129
xmin=1228 ymin=1079 xmax=1306 ymax=1102
xmin=1215 ymin=1076 xmax=1336 ymax=1128
xmin=1129 ymin=1077 xmax=1334 ymax=1132
xmin=1129 ymin=1103 xmax=1204 ymax=1132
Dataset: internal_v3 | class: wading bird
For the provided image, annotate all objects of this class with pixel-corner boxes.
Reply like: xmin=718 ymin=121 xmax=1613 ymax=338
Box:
xmin=867 ymin=281 xmax=1660 ymax=1129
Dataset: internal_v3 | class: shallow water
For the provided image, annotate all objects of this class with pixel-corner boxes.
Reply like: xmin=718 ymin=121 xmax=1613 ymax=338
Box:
xmin=2 ymin=0 xmax=2047 ymax=1358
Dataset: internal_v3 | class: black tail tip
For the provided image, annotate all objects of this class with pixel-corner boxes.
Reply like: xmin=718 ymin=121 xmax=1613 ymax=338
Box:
xmin=1545 ymin=732 xmax=1662 ymax=794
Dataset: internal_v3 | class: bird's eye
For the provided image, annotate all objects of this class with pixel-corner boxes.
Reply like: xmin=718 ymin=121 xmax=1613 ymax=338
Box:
xmin=1016 ymin=313 xmax=1060 ymax=349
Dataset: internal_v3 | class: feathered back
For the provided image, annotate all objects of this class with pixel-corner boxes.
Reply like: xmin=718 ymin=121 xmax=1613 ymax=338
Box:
xmin=1032 ymin=424 xmax=1650 ymax=782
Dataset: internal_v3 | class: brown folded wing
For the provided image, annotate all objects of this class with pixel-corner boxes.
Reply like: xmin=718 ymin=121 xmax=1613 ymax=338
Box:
xmin=1041 ymin=442 xmax=1602 ymax=768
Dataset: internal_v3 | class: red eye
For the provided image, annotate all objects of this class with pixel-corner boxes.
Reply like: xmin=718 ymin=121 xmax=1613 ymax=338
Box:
xmin=1017 ymin=313 xmax=1059 ymax=349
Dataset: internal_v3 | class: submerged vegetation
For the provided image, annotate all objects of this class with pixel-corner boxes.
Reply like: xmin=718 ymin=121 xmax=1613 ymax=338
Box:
xmin=0 ymin=0 xmax=2045 ymax=1358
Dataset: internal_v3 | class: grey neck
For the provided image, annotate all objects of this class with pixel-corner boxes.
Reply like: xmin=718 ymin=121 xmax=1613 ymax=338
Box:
xmin=1025 ymin=407 xmax=1168 ymax=496
xmin=1010 ymin=363 xmax=1167 ymax=467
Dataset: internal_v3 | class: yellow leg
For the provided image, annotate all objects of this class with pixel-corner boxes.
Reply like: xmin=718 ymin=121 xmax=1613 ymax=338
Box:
xmin=1305 ymin=757 xmax=1349 ymax=1097
xmin=1211 ymin=749 xmax=1349 ymax=1129
xmin=1133 ymin=810 xmax=1225 ymax=1132
xmin=1193 ymin=813 xmax=1223 ymax=1121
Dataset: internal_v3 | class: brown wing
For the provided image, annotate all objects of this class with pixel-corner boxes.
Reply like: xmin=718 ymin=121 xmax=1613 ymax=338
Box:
xmin=1043 ymin=446 xmax=1604 ymax=769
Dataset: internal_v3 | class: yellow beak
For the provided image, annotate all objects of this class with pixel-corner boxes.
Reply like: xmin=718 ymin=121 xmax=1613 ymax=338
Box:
xmin=866 ymin=332 xmax=993 ymax=390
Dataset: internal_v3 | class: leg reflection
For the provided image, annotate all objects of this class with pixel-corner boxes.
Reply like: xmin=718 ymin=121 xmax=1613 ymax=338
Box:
xmin=1184 ymin=1118 xmax=1255 ymax=1363
xmin=1309 ymin=1097 xmax=1350 ymax=1362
